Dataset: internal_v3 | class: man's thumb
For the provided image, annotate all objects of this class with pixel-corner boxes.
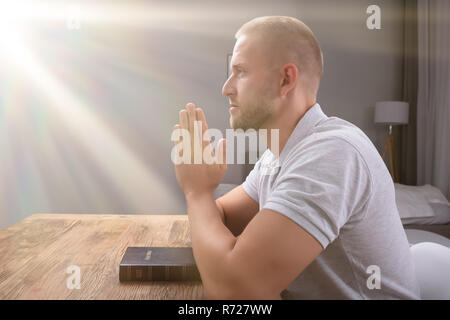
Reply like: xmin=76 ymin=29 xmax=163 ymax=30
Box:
xmin=216 ymin=138 xmax=227 ymax=165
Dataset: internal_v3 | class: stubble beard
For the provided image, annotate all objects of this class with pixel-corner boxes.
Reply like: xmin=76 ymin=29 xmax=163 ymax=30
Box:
xmin=230 ymin=92 xmax=275 ymax=132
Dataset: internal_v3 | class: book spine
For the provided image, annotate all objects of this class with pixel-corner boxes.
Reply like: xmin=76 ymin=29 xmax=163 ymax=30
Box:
xmin=119 ymin=265 xmax=201 ymax=281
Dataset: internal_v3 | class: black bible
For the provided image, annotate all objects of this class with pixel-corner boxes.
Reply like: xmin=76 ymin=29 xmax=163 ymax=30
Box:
xmin=119 ymin=247 xmax=201 ymax=281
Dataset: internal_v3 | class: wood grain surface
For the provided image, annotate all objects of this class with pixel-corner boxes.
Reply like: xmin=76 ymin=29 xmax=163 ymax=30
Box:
xmin=0 ymin=214 xmax=205 ymax=299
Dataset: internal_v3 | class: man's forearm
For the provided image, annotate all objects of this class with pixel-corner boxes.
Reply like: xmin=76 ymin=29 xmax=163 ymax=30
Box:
xmin=215 ymin=198 xmax=226 ymax=225
xmin=185 ymin=191 xmax=237 ymax=298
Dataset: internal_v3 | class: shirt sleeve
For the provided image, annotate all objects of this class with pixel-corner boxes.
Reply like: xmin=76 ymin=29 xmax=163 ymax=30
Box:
xmin=263 ymin=138 xmax=372 ymax=249
xmin=241 ymin=156 xmax=264 ymax=203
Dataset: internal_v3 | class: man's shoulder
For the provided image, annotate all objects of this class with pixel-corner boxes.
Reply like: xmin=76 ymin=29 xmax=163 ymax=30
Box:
xmin=289 ymin=117 xmax=378 ymax=166
xmin=312 ymin=117 xmax=370 ymax=146
xmin=279 ymin=120 xmax=377 ymax=190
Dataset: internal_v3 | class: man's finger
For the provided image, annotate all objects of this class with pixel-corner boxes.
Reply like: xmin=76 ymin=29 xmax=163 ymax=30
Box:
xmin=179 ymin=110 xmax=189 ymax=131
xmin=196 ymin=108 xmax=211 ymax=149
xmin=195 ymin=108 xmax=209 ymax=132
xmin=216 ymin=138 xmax=227 ymax=165
xmin=171 ymin=124 xmax=185 ymax=165
xmin=172 ymin=124 xmax=182 ymax=145
xmin=186 ymin=103 xmax=196 ymax=137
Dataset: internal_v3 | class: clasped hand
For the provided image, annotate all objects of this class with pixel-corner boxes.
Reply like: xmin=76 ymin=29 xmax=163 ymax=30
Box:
xmin=172 ymin=103 xmax=227 ymax=197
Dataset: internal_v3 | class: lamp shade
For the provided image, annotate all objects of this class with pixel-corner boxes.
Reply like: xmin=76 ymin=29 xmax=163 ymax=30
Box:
xmin=374 ymin=101 xmax=409 ymax=124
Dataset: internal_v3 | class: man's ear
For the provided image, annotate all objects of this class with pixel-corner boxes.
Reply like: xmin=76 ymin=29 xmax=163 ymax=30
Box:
xmin=280 ymin=63 xmax=298 ymax=97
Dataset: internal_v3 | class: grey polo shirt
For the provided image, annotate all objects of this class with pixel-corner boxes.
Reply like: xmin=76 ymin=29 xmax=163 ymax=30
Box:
xmin=242 ymin=103 xmax=420 ymax=299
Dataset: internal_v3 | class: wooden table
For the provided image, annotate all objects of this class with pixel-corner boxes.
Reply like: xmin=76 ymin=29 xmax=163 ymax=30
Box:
xmin=0 ymin=214 xmax=204 ymax=299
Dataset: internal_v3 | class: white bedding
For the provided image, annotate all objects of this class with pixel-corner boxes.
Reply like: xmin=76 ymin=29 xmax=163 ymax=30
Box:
xmin=405 ymin=229 xmax=450 ymax=247
xmin=394 ymin=183 xmax=450 ymax=225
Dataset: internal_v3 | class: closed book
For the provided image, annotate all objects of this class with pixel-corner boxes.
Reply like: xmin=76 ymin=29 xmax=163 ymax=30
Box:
xmin=119 ymin=247 xmax=201 ymax=281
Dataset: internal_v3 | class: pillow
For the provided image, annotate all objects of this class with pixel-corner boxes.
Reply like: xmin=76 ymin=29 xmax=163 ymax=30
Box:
xmin=401 ymin=203 xmax=450 ymax=225
xmin=415 ymin=184 xmax=450 ymax=205
xmin=394 ymin=183 xmax=450 ymax=225
xmin=394 ymin=184 xmax=435 ymax=219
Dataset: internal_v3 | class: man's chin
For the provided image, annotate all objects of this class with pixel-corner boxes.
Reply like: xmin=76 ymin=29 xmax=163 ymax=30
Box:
xmin=230 ymin=117 xmax=238 ymax=130
xmin=230 ymin=118 xmax=244 ymax=131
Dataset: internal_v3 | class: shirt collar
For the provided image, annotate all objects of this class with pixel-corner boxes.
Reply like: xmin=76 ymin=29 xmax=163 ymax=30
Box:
xmin=274 ymin=103 xmax=328 ymax=167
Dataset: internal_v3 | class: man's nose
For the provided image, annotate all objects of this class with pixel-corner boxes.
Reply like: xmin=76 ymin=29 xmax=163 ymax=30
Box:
xmin=222 ymin=76 xmax=235 ymax=97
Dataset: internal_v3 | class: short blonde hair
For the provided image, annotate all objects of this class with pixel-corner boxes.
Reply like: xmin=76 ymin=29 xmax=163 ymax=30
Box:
xmin=235 ymin=16 xmax=323 ymax=97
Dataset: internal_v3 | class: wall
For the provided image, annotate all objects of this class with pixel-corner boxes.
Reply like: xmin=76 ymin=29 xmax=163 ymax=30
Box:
xmin=0 ymin=0 xmax=405 ymax=230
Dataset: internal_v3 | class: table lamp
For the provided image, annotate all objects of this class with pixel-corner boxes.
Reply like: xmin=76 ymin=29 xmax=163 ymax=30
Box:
xmin=374 ymin=101 xmax=409 ymax=182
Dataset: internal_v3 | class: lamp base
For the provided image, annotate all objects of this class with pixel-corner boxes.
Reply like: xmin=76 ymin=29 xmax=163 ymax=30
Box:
xmin=381 ymin=134 xmax=399 ymax=183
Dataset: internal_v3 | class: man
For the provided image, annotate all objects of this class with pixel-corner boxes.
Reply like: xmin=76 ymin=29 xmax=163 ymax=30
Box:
xmin=172 ymin=16 xmax=420 ymax=299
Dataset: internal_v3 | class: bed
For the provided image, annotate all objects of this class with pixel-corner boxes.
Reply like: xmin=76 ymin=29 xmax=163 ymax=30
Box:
xmin=394 ymin=183 xmax=450 ymax=247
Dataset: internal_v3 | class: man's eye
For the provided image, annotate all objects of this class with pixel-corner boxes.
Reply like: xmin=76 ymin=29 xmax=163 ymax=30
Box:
xmin=231 ymin=69 xmax=244 ymax=77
